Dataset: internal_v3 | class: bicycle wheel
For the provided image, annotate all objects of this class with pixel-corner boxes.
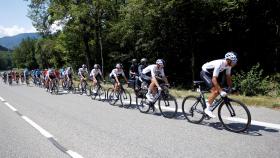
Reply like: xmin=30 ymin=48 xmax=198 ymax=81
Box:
xmin=53 ymin=83 xmax=59 ymax=95
xmin=108 ymin=89 xmax=119 ymax=105
xmin=218 ymin=98 xmax=251 ymax=133
xmin=119 ymin=89 xmax=132 ymax=108
xmin=158 ymin=94 xmax=178 ymax=118
xmin=136 ymin=93 xmax=150 ymax=113
xmin=182 ymin=95 xmax=205 ymax=123
xmin=90 ymin=85 xmax=97 ymax=100
xmin=97 ymin=86 xmax=106 ymax=101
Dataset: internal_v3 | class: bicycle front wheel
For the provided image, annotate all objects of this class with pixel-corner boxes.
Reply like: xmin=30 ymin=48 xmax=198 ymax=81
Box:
xmin=108 ymin=89 xmax=119 ymax=105
xmin=158 ymin=94 xmax=178 ymax=118
xmin=182 ymin=96 xmax=205 ymax=124
xmin=120 ymin=89 xmax=132 ymax=108
xmin=218 ymin=98 xmax=251 ymax=133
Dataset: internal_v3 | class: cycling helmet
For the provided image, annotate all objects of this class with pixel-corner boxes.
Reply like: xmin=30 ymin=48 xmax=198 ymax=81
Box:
xmin=131 ymin=59 xmax=137 ymax=63
xmin=94 ymin=64 xmax=100 ymax=69
xmin=140 ymin=58 xmax=147 ymax=64
xmin=156 ymin=59 xmax=164 ymax=66
xmin=225 ymin=52 xmax=238 ymax=63
xmin=82 ymin=64 xmax=86 ymax=68
xmin=115 ymin=63 xmax=122 ymax=69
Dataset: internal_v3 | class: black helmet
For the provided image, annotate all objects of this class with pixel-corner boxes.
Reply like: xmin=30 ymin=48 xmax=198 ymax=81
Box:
xmin=140 ymin=58 xmax=147 ymax=64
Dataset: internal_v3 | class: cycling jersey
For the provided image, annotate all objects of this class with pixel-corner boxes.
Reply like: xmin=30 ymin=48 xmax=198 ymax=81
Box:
xmin=129 ymin=64 xmax=138 ymax=78
xmin=90 ymin=68 xmax=102 ymax=78
xmin=78 ymin=68 xmax=88 ymax=77
xmin=202 ymin=59 xmax=231 ymax=77
xmin=46 ymin=69 xmax=56 ymax=79
xmin=142 ymin=64 xmax=165 ymax=78
xmin=109 ymin=68 xmax=125 ymax=78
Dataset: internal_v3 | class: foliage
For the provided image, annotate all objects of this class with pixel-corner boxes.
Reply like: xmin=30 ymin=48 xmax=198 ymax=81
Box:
xmin=13 ymin=0 xmax=280 ymax=89
xmin=232 ymin=63 xmax=275 ymax=96
xmin=0 ymin=52 xmax=12 ymax=70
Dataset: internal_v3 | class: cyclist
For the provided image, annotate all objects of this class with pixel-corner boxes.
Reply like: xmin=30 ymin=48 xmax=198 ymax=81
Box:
xmin=141 ymin=59 xmax=170 ymax=102
xmin=138 ymin=58 xmax=148 ymax=75
xmin=65 ymin=67 xmax=73 ymax=84
xmin=78 ymin=64 xmax=88 ymax=89
xmin=15 ymin=71 xmax=20 ymax=83
xmin=109 ymin=63 xmax=128 ymax=91
xmin=23 ymin=68 xmax=29 ymax=82
xmin=129 ymin=59 xmax=138 ymax=79
xmin=89 ymin=64 xmax=105 ymax=94
xmin=46 ymin=68 xmax=57 ymax=92
xmin=200 ymin=51 xmax=238 ymax=118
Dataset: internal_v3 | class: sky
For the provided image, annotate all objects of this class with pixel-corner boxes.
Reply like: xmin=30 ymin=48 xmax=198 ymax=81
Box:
xmin=0 ymin=0 xmax=36 ymax=37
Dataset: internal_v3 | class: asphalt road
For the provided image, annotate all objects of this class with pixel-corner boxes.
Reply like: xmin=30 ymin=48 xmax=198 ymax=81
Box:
xmin=0 ymin=82 xmax=279 ymax=158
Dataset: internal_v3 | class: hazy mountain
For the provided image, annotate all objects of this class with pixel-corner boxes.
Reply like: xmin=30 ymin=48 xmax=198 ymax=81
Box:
xmin=0 ymin=33 xmax=40 ymax=49
xmin=0 ymin=45 xmax=9 ymax=52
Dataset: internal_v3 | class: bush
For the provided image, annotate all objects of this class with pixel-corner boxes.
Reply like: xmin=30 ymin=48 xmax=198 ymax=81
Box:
xmin=232 ymin=63 xmax=272 ymax=96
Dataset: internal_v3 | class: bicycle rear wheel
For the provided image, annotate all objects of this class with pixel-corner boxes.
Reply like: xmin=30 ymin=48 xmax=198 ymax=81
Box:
xmin=120 ymin=89 xmax=132 ymax=108
xmin=218 ymin=98 xmax=251 ymax=133
xmin=158 ymin=94 xmax=178 ymax=118
xmin=182 ymin=95 xmax=205 ymax=123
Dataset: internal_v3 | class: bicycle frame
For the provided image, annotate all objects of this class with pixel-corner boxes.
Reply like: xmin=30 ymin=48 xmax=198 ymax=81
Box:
xmin=196 ymin=85 xmax=236 ymax=117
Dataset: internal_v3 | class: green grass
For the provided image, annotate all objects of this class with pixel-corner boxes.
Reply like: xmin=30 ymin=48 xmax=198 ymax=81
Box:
xmin=169 ymin=88 xmax=280 ymax=108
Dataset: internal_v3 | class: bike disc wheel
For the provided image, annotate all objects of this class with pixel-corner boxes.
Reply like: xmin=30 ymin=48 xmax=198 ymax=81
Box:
xmin=182 ymin=95 xmax=205 ymax=123
xmin=158 ymin=94 xmax=178 ymax=118
xmin=218 ymin=98 xmax=251 ymax=133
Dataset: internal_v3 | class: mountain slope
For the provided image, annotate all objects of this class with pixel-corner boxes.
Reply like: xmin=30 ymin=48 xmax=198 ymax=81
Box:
xmin=0 ymin=45 xmax=9 ymax=51
xmin=0 ymin=33 xmax=40 ymax=49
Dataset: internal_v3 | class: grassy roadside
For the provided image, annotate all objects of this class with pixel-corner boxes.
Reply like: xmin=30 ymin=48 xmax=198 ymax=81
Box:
xmin=169 ymin=88 xmax=280 ymax=109
xmin=72 ymin=79 xmax=280 ymax=109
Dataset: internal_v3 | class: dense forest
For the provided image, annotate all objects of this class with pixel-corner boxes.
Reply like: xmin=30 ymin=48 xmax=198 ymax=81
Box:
xmin=9 ymin=0 xmax=280 ymax=87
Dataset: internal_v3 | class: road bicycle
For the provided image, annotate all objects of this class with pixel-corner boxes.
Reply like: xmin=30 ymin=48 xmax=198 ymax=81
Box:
xmin=182 ymin=81 xmax=251 ymax=133
xmin=48 ymin=78 xmax=59 ymax=95
xmin=90 ymin=80 xmax=106 ymax=101
xmin=136 ymin=81 xmax=178 ymax=118
xmin=107 ymin=82 xmax=131 ymax=108
xmin=78 ymin=79 xmax=91 ymax=96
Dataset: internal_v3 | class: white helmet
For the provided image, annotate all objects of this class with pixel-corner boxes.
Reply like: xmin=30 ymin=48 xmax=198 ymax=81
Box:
xmin=156 ymin=59 xmax=164 ymax=66
xmin=115 ymin=63 xmax=122 ymax=69
xmin=82 ymin=64 xmax=87 ymax=68
xmin=225 ymin=52 xmax=237 ymax=63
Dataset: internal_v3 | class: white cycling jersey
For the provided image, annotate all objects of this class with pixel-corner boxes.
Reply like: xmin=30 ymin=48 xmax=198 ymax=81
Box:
xmin=202 ymin=59 xmax=231 ymax=77
xmin=78 ymin=68 xmax=88 ymax=76
xmin=142 ymin=64 xmax=165 ymax=78
xmin=90 ymin=68 xmax=102 ymax=77
xmin=65 ymin=68 xmax=72 ymax=75
xmin=110 ymin=68 xmax=125 ymax=78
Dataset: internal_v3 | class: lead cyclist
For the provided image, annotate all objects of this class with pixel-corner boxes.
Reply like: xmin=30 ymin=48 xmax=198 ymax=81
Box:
xmin=200 ymin=51 xmax=238 ymax=118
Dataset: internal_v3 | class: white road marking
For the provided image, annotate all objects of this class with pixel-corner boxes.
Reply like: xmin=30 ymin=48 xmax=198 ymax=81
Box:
xmin=0 ymin=95 xmax=84 ymax=158
xmin=224 ymin=117 xmax=280 ymax=130
xmin=66 ymin=150 xmax=84 ymax=158
xmin=21 ymin=116 xmax=54 ymax=138
xmin=4 ymin=102 xmax=18 ymax=111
